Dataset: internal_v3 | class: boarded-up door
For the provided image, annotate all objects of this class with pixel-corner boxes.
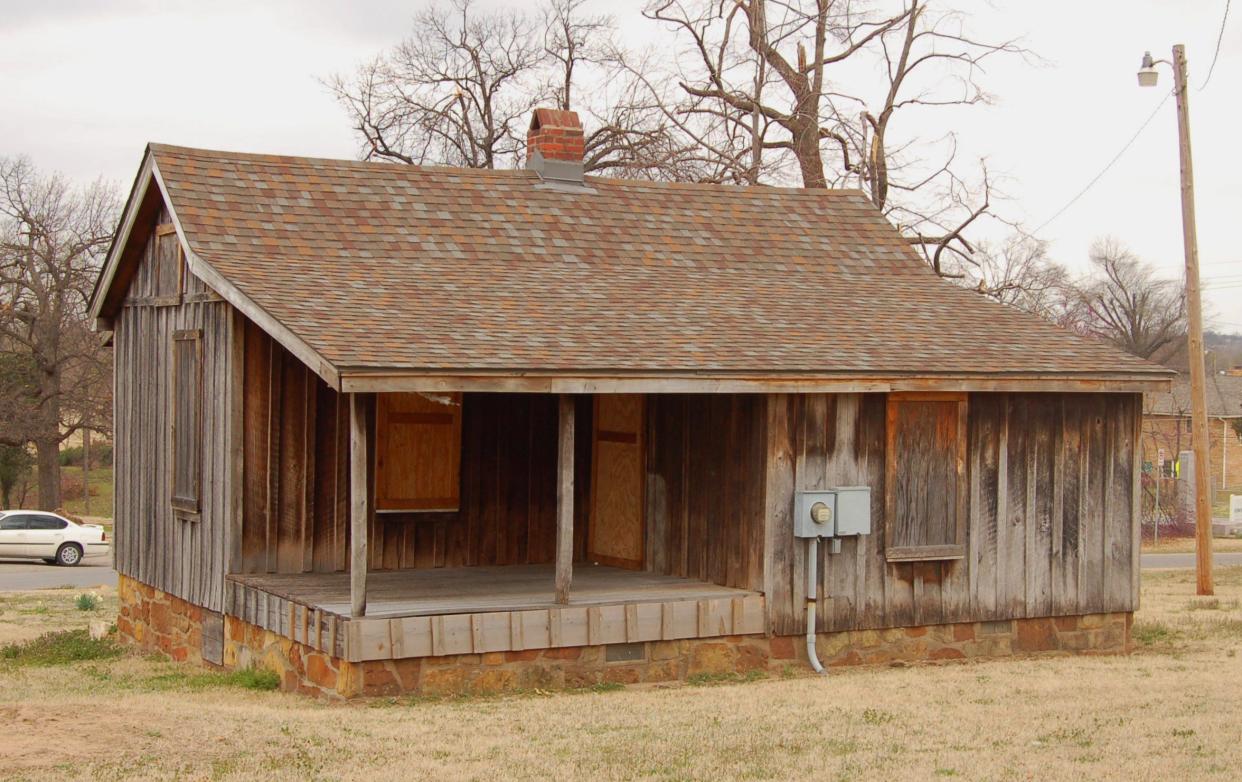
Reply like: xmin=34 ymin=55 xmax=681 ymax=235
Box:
xmin=589 ymin=395 xmax=645 ymax=569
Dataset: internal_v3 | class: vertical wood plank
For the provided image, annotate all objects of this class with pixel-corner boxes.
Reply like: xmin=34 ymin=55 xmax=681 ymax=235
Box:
xmin=1130 ymin=394 xmax=1143 ymax=609
xmin=555 ymin=394 xmax=575 ymax=604
xmin=1082 ymin=395 xmax=1107 ymax=613
xmin=763 ymin=394 xmax=796 ymax=635
xmin=1002 ymin=395 xmax=1027 ymax=618
xmin=1028 ymin=395 xmax=1055 ymax=617
xmin=1107 ymin=394 xmax=1136 ymax=611
xmin=350 ymin=393 xmax=369 ymax=617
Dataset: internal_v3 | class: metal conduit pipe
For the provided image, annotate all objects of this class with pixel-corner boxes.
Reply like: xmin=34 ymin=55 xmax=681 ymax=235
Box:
xmin=805 ymin=536 xmax=825 ymax=674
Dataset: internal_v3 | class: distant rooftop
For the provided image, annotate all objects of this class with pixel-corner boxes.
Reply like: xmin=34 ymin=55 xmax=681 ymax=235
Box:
xmin=1145 ymin=373 xmax=1242 ymax=418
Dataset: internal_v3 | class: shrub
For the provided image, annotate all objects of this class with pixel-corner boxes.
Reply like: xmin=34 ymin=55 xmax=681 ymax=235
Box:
xmin=59 ymin=473 xmax=91 ymax=501
xmin=75 ymin=593 xmax=101 ymax=611
xmin=58 ymin=443 xmax=113 ymax=468
xmin=228 ymin=667 xmax=281 ymax=691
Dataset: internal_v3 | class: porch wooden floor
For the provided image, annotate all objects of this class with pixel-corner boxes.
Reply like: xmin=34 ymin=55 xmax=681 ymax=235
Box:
xmin=228 ymin=564 xmax=753 ymax=619
xmin=225 ymin=565 xmax=766 ymax=662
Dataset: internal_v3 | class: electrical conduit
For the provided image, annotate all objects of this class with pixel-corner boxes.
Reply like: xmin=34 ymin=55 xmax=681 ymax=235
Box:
xmin=805 ymin=536 xmax=825 ymax=674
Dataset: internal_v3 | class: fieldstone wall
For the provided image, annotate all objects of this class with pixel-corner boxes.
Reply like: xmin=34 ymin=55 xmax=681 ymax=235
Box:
xmin=116 ymin=574 xmax=207 ymax=665
xmin=117 ymin=574 xmax=1131 ymax=699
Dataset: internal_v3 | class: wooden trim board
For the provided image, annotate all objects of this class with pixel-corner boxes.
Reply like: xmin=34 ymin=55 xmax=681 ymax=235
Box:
xmin=339 ymin=373 xmax=1171 ymax=395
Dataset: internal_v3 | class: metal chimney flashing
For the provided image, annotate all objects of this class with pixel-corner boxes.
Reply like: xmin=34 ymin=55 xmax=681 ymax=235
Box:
xmin=527 ymin=150 xmax=595 ymax=193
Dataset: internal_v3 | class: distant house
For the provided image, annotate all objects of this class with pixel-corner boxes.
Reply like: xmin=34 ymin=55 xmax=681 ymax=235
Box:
xmin=1143 ymin=372 xmax=1242 ymax=497
xmin=90 ymin=109 xmax=1170 ymax=697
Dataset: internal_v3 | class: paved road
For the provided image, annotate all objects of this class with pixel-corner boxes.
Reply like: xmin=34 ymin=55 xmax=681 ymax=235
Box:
xmin=1141 ymin=552 xmax=1242 ymax=570
xmin=0 ymin=553 xmax=116 ymax=591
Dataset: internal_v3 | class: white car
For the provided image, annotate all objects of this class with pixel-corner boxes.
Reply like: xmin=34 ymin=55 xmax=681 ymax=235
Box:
xmin=0 ymin=511 xmax=109 ymax=566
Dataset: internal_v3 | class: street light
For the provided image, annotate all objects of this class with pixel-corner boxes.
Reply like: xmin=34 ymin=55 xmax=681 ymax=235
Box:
xmin=1138 ymin=44 xmax=1215 ymax=596
xmin=1136 ymin=51 xmax=1160 ymax=87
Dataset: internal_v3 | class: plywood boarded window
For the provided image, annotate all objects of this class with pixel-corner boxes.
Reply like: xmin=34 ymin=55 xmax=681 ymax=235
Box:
xmin=374 ymin=393 xmax=462 ymax=512
xmin=171 ymin=329 xmax=203 ymax=515
xmin=589 ymin=395 xmax=645 ymax=570
xmin=885 ymin=393 xmax=967 ymax=561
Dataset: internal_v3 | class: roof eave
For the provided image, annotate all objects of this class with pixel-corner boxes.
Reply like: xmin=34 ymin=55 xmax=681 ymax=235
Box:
xmin=88 ymin=149 xmax=343 ymax=390
xmin=89 ymin=147 xmax=156 ymax=325
xmin=335 ymin=369 xmax=1172 ymax=395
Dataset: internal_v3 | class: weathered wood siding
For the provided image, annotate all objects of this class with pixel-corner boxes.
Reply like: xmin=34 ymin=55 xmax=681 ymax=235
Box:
xmin=238 ymin=323 xmax=596 ymax=573
xmin=113 ymin=206 xmax=237 ymax=613
xmin=763 ymin=392 xmax=1141 ymax=634
xmin=236 ymin=337 xmax=767 ymax=591
xmin=644 ymin=395 xmax=767 ymax=592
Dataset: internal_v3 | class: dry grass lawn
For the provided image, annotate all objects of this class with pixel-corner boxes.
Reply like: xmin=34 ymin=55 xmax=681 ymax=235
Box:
xmin=1142 ymin=535 xmax=1242 ymax=554
xmin=3 ymin=569 xmax=1242 ymax=781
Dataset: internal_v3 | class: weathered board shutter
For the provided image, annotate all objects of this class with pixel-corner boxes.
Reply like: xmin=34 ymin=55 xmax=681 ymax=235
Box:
xmin=153 ymin=224 xmax=183 ymax=300
xmin=171 ymin=329 xmax=203 ymax=515
xmin=588 ymin=394 xmax=645 ymax=569
xmin=374 ymin=393 xmax=463 ymax=512
xmin=885 ymin=392 xmax=968 ymax=561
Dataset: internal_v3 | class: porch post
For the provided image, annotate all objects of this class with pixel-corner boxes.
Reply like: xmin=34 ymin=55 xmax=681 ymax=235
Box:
xmin=349 ymin=392 xmax=368 ymax=617
xmin=555 ymin=394 xmax=575 ymax=604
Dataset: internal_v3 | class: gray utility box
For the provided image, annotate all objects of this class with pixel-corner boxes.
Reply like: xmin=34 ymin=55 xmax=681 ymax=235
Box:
xmin=794 ymin=487 xmax=872 ymax=539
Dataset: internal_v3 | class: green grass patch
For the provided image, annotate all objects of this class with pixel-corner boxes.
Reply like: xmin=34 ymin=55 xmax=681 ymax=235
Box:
xmin=1132 ymin=620 xmax=1180 ymax=646
xmin=1184 ymin=598 xmax=1241 ymax=612
xmin=686 ymin=669 xmax=769 ymax=687
xmin=862 ymin=708 xmax=896 ymax=726
xmin=143 ymin=666 xmax=281 ymax=692
xmin=0 ymin=629 xmax=121 ymax=667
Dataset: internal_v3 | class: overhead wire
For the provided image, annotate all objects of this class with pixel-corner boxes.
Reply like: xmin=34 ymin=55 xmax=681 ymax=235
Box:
xmin=1199 ymin=0 xmax=1232 ymax=90
xmin=1030 ymin=90 xmax=1172 ymax=235
xmin=1031 ymin=0 xmax=1231 ymax=234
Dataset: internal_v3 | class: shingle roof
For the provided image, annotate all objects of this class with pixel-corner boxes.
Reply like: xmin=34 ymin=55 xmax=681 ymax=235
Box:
xmin=137 ymin=144 xmax=1166 ymax=381
xmin=1145 ymin=373 xmax=1242 ymax=417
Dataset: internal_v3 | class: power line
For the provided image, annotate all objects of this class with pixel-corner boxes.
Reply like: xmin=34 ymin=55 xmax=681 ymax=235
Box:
xmin=1200 ymin=0 xmax=1232 ymax=90
xmin=1031 ymin=90 xmax=1172 ymax=236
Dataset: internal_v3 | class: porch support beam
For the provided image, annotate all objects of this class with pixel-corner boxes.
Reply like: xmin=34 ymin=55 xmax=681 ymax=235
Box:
xmin=555 ymin=394 xmax=575 ymax=604
xmin=350 ymin=392 xmax=368 ymax=617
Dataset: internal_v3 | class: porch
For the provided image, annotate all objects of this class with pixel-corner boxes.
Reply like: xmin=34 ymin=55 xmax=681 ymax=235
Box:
xmin=226 ymin=564 xmax=765 ymax=663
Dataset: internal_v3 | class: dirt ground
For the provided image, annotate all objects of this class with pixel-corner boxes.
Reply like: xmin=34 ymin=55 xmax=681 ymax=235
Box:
xmin=2 ymin=570 xmax=1242 ymax=782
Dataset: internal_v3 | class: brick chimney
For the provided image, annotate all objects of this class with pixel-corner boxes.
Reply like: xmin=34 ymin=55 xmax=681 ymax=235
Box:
xmin=526 ymin=108 xmax=588 ymax=189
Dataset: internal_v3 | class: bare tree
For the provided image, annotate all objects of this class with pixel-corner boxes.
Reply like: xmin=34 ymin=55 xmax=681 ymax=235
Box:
xmin=328 ymin=0 xmax=546 ymax=169
xmin=0 ymin=156 xmax=116 ymax=510
xmin=1077 ymin=237 xmax=1186 ymax=361
xmin=543 ymin=0 xmax=612 ymax=112
xmin=329 ymin=0 xmax=720 ymax=180
xmin=544 ymin=0 xmax=710 ymax=179
xmin=637 ymin=0 xmax=1024 ymax=268
xmin=957 ymin=235 xmax=1080 ymax=326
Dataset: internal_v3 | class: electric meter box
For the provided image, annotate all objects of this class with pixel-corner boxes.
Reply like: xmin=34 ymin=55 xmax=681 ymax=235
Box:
xmin=794 ymin=487 xmax=871 ymax=539
xmin=831 ymin=486 xmax=872 ymax=536
xmin=795 ymin=491 xmax=836 ymax=538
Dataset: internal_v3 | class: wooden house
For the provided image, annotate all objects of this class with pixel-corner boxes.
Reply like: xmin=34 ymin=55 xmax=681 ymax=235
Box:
xmin=90 ymin=109 xmax=1171 ymax=696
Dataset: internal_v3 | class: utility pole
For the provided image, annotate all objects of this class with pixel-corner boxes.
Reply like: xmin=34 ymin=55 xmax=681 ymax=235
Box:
xmin=83 ymin=428 xmax=91 ymax=517
xmin=1171 ymin=44 xmax=1214 ymax=595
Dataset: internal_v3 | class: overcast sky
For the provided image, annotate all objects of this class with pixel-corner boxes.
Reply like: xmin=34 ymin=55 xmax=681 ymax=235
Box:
xmin=1 ymin=0 xmax=1238 ymax=332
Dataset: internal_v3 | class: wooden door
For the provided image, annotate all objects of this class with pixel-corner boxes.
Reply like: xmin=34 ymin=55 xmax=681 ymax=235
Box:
xmin=588 ymin=395 xmax=645 ymax=569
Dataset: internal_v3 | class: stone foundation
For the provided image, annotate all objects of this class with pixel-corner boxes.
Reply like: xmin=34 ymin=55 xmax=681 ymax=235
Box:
xmin=116 ymin=574 xmax=207 ymax=665
xmin=116 ymin=575 xmax=1131 ymax=699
